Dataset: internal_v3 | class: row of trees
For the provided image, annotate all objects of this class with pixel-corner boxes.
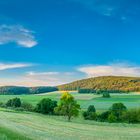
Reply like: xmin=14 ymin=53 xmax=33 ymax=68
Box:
xmin=0 ymin=86 xmax=58 ymax=95
xmin=3 ymin=92 xmax=80 ymax=121
xmin=2 ymin=93 xmax=140 ymax=123
xmin=79 ymin=89 xmax=111 ymax=98
xmin=83 ymin=103 xmax=140 ymax=123
xmin=78 ymin=89 xmax=127 ymax=94
xmin=30 ymin=87 xmax=58 ymax=94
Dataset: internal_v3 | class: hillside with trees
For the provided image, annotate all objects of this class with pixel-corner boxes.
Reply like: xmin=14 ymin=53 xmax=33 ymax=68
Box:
xmin=0 ymin=86 xmax=58 ymax=95
xmin=58 ymin=76 xmax=140 ymax=92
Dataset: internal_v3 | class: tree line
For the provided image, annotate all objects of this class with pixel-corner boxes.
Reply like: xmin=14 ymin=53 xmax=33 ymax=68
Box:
xmin=0 ymin=86 xmax=58 ymax=95
xmin=78 ymin=89 xmax=126 ymax=94
xmin=1 ymin=92 xmax=140 ymax=123
xmin=1 ymin=92 xmax=80 ymax=121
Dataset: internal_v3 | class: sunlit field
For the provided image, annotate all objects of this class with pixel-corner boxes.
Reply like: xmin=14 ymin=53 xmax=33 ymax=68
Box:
xmin=0 ymin=108 xmax=140 ymax=140
xmin=0 ymin=92 xmax=140 ymax=139
xmin=0 ymin=91 xmax=140 ymax=111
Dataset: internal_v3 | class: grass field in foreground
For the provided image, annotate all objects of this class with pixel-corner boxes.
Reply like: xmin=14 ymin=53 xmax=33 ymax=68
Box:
xmin=0 ymin=92 xmax=140 ymax=110
xmin=0 ymin=108 xmax=140 ymax=140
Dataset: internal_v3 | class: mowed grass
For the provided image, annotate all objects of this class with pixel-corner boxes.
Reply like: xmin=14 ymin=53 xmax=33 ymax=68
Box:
xmin=0 ymin=126 xmax=31 ymax=140
xmin=0 ymin=91 xmax=140 ymax=111
xmin=0 ymin=92 xmax=140 ymax=139
xmin=0 ymin=108 xmax=140 ymax=140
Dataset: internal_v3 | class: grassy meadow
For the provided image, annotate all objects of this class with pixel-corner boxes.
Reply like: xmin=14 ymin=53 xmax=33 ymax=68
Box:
xmin=0 ymin=91 xmax=140 ymax=140
xmin=0 ymin=108 xmax=140 ymax=140
xmin=0 ymin=91 xmax=140 ymax=111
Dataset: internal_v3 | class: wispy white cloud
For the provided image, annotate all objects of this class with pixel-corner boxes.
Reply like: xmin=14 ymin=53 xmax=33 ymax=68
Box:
xmin=2 ymin=62 xmax=140 ymax=87
xmin=27 ymin=71 xmax=60 ymax=76
xmin=78 ymin=63 xmax=140 ymax=77
xmin=69 ymin=0 xmax=120 ymax=16
xmin=69 ymin=0 xmax=137 ymax=21
xmin=0 ymin=24 xmax=37 ymax=48
xmin=0 ymin=63 xmax=32 ymax=71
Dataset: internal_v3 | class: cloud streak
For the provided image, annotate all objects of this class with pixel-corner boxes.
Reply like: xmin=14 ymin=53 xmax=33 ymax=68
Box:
xmin=0 ymin=63 xmax=32 ymax=70
xmin=69 ymin=0 xmax=139 ymax=21
xmin=78 ymin=63 xmax=140 ymax=77
xmin=69 ymin=0 xmax=121 ymax=16
xmin=0 ymin=25 xmax=37 ymax=48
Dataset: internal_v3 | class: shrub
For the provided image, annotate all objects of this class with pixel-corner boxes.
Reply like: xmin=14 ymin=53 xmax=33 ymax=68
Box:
xmin=83 ymin=105 xmax=97 ymax=120
xmin=121 ymin=109 xmax=140 ymax=123
xmin=108 ymin=113 xmax=117 ymax=123
xmin=6 ymin=99 xmax=13 ymax=107
xmin=102 ymin=92 xmax=110 ymax=98
xmin=87 ymin=105 xmax=96 ymax=113
xmin=35 ymin=98 xmax=57 ymax=114
xmin=6 ymin=98 xmax=21 ymax=108
xmin=96 ymin=90 xmax=102 ymax=94
xmin=110 ymin=103 xmax=127 ymax=121
xmin=97 ymin=111 xmax=110 ymax=122
xmin=21 ymin=102 xmax=34 ymax=112
xmin=83 ymin=111 xmax=89 ymax=119
xmin=83 ymin=112 xmax=97 ymax=120
xmin=11 ymin=98 xmax=21 ymax=107
xmin=0 ymin=102 xmax=5 ymax=108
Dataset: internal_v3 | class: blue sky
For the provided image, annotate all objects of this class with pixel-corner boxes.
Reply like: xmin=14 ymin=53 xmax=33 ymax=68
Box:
xmin=0 ymin=0 xmax=140 ymax=86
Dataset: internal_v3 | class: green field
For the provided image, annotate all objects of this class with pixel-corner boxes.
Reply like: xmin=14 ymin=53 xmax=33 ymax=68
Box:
xmin=0 ymin=92 xmax=140 ymax=140
xmin=0 ymin=92 xmax=140 ymax=111
xmin=0 ymin=108 xmax=140 ymax=140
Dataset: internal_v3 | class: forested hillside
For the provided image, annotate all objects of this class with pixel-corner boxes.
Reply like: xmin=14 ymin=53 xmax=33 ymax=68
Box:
xmin=0 ymin=86 xmax=58 ymax=95
xmin=58 ymin=76 xmax=140 ymax=92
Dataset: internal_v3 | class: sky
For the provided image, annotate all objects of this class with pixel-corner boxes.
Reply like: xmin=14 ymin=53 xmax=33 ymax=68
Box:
xmin=0 ymin=0 xmax=140 ymax=86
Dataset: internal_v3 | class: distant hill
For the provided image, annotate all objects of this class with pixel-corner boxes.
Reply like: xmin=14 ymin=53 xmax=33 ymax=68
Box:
xmin=0 ymin=86 xmax=58 ymax=95
xmin=58 ymin=76 xmax=140 ymax=92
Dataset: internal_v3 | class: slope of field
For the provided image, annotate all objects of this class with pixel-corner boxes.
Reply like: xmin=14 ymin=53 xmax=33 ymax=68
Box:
xmin=0 ymin=92 xmax=140 ymax=111
xmin=0 ymin=108 xmax=140 ymax=140
xmin=58 ymin=76 xmax=140 ymax=91
xmin=0 ymin=126 xmax=31 ymax=140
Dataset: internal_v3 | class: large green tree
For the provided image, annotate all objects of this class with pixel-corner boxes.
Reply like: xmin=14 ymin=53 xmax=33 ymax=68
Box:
xmin=110 ymin=103 xmax=127 ymax=121
xmin=55 ymin=92 xmax=80 ymax=121
xmin=35 ymin=98 xmax=57 ymax=114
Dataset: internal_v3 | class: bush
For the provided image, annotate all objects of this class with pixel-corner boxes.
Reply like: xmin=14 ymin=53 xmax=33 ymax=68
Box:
xmin=83 ymin=105 xmax=97 ymax=120
xmin=35 ymin=98 xmax=57 ymax=114
xmin=102 ymin=93 xmax=110 ymax=98
xmin=12 ymin=98 xmax=21 ymax=107
xmin=0 ymin=102 xmax=5 ymax=108
xmin=121 ymin=109 xmax=140 ymax=123
xmin=87 ymin=105 xmax=96 ymax=113
xmin=97 ymin=111 xmax=110 ymax=122
xmin=110 ymin=103 xmax=127 ymax=121
xmin=21 ymin=102 xmax=34 ymax=112
xmin=108 ymin=113 xmax=117 ymax=123
xmin=83 ymin=112 xmax=97 ymax=120
xmin=6 ymin=99 xmax=13 ymax=107
xmin=96 ymin=90 xmax=102 ymax=94
xmin=6 ymin=98 xmax=21 ymax=108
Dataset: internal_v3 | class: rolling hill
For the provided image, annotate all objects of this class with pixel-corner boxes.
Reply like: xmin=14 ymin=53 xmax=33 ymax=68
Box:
xmin=58 ymin=76 xmax=140 ymax=92
xmin=0 ymin=86 xmax=58 ymax=95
